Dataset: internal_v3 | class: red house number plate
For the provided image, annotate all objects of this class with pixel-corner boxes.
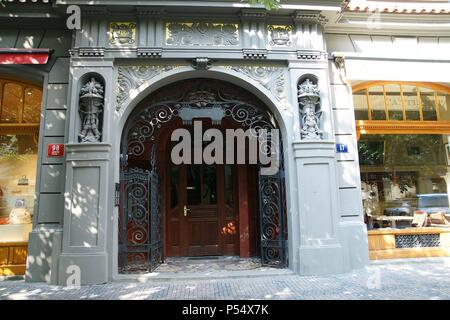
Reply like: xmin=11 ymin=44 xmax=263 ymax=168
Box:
xmin=47 ymin=144 xmax=64 ymax=157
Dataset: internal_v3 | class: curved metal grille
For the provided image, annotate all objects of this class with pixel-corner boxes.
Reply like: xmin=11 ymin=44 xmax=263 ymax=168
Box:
xmin=119 ymin=79 xmax=288 ymax=272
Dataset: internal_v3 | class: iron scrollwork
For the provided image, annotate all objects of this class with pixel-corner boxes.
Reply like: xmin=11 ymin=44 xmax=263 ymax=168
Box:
xmin=119 ymin=150 xmax=163 ymax=273
xmin=120 ymin=80 xmax=287 ymax=272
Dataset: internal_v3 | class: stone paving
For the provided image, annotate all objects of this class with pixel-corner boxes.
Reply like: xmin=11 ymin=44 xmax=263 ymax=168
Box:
xmin=154 ymin=256 xmax=262 ymax=273
xmin=1 ymin=257 xmax=450 ymax=300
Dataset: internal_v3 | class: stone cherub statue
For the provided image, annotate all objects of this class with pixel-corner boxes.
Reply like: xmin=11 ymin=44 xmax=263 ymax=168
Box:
xmin=297 ymin=78 xmax=323 ymax=140
xmin=79 ymin=77 xmax=104 ymax=143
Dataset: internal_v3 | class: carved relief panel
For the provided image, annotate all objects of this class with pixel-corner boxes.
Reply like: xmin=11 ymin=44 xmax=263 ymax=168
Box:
xmin=267 ymin=25 xmax=293 ymax=47
xmin=109 ymin=22 xmax=137 ymax=46
xmin=165 ymin=22 xmax=239 ymax=46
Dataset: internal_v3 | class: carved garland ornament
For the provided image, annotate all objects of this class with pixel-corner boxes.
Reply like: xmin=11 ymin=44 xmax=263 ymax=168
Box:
xmin=116 ymin=66 xmax=177 ymax=111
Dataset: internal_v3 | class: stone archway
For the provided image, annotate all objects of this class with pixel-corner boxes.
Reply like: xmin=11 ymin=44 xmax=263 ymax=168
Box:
xmin=118 ymin=78 xmax=288 ymax=273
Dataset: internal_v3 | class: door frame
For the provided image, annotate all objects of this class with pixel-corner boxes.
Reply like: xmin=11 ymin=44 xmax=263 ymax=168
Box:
xmin=160 ymin=119 xmax=242 ymax=257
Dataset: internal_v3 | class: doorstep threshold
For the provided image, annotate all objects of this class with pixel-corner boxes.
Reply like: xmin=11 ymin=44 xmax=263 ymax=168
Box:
xmin=113 ymin=268 xmax=294 ymax=283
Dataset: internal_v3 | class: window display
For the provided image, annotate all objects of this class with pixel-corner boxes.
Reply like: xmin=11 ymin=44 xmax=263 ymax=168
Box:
xmin=0 ymin=135 xmax=38 ymax=226
xmin=359 ymin=134 xmax=450 ymax=230
xmin=0 ymin=79 xmax=41 ymax=233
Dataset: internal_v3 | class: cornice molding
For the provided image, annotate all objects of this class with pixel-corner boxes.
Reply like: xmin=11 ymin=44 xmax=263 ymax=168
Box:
xmin=292 ymin=10 xmax=328 ymax=25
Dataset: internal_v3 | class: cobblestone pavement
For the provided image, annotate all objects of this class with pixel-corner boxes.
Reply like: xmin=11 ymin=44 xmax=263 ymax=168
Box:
xmin=1 ymin=258 xmax=450 ymax=300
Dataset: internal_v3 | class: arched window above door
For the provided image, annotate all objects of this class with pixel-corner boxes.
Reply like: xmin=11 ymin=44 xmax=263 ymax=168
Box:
xmin=352 ymin=82 xmax=450 ymax=122
xmin=0 ymin=79 xmax=42 ymax=125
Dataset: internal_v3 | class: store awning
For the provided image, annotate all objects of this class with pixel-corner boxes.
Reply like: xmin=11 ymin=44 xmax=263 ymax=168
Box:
xmin=0 ymin=49 xmax=52 ymax=65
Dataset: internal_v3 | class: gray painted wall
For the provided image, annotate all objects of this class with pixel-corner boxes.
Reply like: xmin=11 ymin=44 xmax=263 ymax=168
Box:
xmin=0 ymin=3 xmax=370 ymax=285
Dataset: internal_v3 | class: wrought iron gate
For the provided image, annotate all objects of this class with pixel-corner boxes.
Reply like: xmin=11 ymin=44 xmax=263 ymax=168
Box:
xmin=259 ymin=168 xmax=287 ymax=267
xmin=119 ymin=79 xmax=288 ymax=272
xmin=119 ymin=166 xmax=163 ymax=273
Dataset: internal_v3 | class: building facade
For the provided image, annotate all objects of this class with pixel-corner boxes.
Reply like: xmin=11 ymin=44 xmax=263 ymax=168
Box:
xmin=0 ymin=0 xmax=449 ymax=285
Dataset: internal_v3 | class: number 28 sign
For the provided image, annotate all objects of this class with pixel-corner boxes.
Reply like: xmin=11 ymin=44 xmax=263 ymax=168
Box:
xmin=47 ymin=144 xmax=65 ymax=157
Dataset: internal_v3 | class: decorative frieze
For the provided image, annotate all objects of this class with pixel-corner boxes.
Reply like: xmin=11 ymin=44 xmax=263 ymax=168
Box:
xmin=230 ymin=66 xmax=286 ymax=104
xmin=78 ymin=47 xmax=105 ymax=57
xmin=109 ymin=22 xmax=137 ymax=46
xmin=267 ymin=25 xmax=293 ymax=47
xmin=165 ymin=22 xmax=239 ymax=46
xmin=297 ymin=50 xmax=327 ymax=61
xmin=243 ymin=49 xmax=268 ymax=59
xmin=298 ymin=78 xmax=323 ymax=140
xmin=78 ymin=77 xmax=104 ymax=143
xmin=137 ymin=48 xmax=163 ymax=58
xmin=116 ymin=65 xmax=177 ymax=111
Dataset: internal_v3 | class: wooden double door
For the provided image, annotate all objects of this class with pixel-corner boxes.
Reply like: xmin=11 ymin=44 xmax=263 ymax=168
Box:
xmin=167 ymin=162 xmax=239 ymax=257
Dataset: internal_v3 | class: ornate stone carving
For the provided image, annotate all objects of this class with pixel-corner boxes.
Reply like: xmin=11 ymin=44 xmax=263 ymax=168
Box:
xmin=109 ymin=22 xmax=137 ymax=46
xmin=230 ymin=66 xmax=286 ymax=105
xmin=78 ymin=77 xmax=104 ymax=143
xmin=165 ymin=22 xmax=239 ymax=46
xmin=267 ymin=25 xmax=293 ymax=47
xmin=192 ymin=57 xmax=213 ymax=70
xmin=116 ymin=65 xmax=176 ymax=111
xmin=298 ymin=78 xmax=323 ymax=140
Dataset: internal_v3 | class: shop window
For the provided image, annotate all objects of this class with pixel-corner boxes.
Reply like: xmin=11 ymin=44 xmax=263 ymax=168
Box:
xmin=360 ymin=134 xmax=450 ymax=230
xmin=0 ymin=79 xmax=41 ymax=242
xmin=353 ymin=82 xmax=450 ymax=122
xmin=353 ymin=89 xmax=369 ymax=120
xmin=385 ymin=84 xmax=403 ymax=121
xmin=1 ymin=83 xmax=23 ymax=123
xmin=420 ymin=87 xmax=437 ymax=121
xmin=403 ymin=84 xmax=421 ymax=121
xmin=437 ymin=92 xmax=450 ymax=120
xmin=368 ymin=85 xmax=386 ymax=120
xmin=23 ymin=88 xmax=42 ymax=124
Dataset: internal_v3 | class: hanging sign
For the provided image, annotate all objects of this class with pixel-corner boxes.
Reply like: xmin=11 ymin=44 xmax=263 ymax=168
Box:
xmin=47 ymin=144 xmax=65 ymax=157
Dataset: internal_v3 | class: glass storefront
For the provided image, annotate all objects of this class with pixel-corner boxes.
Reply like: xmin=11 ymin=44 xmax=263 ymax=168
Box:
xmin=359 ymin=134 xmax=450 ymax=229
xmin=353 ymin=82 xmax=450 ymax=231
xmin=0 ymin=79 xmax=41 ymax=242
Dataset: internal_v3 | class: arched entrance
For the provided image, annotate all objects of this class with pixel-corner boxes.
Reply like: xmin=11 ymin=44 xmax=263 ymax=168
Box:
xmin=118 ymin=79 xmax=287 ymax=273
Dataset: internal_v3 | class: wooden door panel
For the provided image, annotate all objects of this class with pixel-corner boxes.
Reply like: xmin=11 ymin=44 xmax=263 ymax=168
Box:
xmin=187 ymin=220 xmax=220 ymax=256
xmin=165 ymin=124 xmax=240 ymax=258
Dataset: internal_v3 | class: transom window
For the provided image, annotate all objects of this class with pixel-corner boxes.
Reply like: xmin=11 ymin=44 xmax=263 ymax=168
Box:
xmin=353 ymin=82 xmax=450 ymax=122
xmin=0 ymin=79 xmax=42 ymax=125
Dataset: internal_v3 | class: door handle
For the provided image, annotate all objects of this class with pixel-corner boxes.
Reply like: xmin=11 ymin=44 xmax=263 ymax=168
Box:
xmin=183 ymin=205 xmax=191 ymax=217
xmin=187 ymin=186 xmax=196 ymax=190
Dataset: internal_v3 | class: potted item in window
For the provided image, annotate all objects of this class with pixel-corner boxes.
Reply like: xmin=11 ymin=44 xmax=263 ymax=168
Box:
xmin=17 ymin=175 xmax=29 ymax=186
xmin=9 ymin=198 xmax=32 ymax=224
